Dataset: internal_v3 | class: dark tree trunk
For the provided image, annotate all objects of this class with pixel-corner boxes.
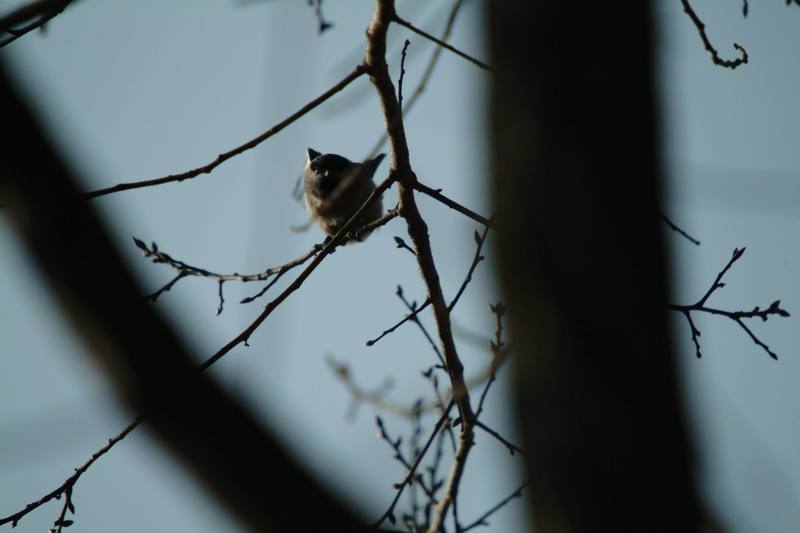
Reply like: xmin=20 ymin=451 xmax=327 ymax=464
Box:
xmin=488 ymin=3 xmax=705 ymax=531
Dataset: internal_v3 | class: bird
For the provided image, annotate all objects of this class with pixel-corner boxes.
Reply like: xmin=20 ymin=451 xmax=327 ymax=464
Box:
xmin=303 ymin=148 xmax=386 ymax=242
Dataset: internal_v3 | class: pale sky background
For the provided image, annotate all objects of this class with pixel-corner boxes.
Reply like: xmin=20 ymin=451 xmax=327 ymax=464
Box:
xmin=0 ymin=1 xmax=799 ymax=532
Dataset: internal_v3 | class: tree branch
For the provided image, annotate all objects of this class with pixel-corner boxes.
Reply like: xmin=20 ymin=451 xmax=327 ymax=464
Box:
xmin=680 ymin=0 xmax=748 ymax=69
xmin=365 ymin=0 xmax=469 ymax=160
xmin=660 ymin=212 xmax=700 ymax=245
xmin=391 ymin=12 xmax=492 ymax=71
xmin=1 ymin=167 xmax=396 ymax=530
xmin=669 ymin=247 xmax=790 ymax=360
xmin=84 ymin=65 xmax=367 ymax=199
xmin=133 ymin=238 xmax=324 ymax=312
xmin=460 ymin=483 xmax=528 ymax=532
xmin=0 ymin=0 xmax=75 ymax=48
xmin=414 ymin=181 xmax=496 ymax=231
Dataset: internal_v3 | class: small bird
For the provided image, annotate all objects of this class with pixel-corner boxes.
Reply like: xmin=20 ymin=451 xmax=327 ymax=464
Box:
xmin=303 ymin=148 xmax=386 ymax=241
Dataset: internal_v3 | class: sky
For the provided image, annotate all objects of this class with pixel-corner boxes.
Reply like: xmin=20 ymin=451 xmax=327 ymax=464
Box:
xmin=1 ymin=1 xmax=799 ymax=532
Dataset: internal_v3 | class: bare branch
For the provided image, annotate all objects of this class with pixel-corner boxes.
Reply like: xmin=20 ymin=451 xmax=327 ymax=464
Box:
xmin=132 ymin=238 xmax=323 ymax=311
xmin=448 ymin=227 xmax=490 ymax=312
xmin=474 ymin=302 xmax=505 ymax=420
xmin=397 ymin=286 xmax=446 ymax=366
xmin=660 ymin=212 xmax=700 ymax=245
xmin=0 ymin=0 xmax=75 ymax=48
xmin=680 ymin=0 xmax=748 ymax=69
xmin=3 ymin=173 xmax=396 ymax=528
xmin=368 ymin=225 xmax=491 ymax=347
xmin=375 ymin=416 xmax=437 ymax=500
xmin=365 ymin=0 xmax=468 ymax=160
xmin=460 ymin=483 xmax=528 ymax=532
xmin=0 ymin=417 xmax=140 ymax=528
xmin=366 ymin=298 xmax=431 ymax=346
xmin=85 ymin=65 xmax=367 ymax=199
xmin=392 ymin=12 xmax=492 ymax=71
xmin=354 ymin=205 xmax=401 ymax=241
xmin=475 ymin=421 xmax=524 ymax=456
xmin=427 ymin=422 xmax=473 ymax=532
xmin=414 ymin=181 xmax=496 ymax=231
xmin=398 ymin=39 xmax=411 ymax=114
xmin=670 ymin=248 xmax=790 ymax=360
xmin=374 ymin=401 xmax=455 ymax=528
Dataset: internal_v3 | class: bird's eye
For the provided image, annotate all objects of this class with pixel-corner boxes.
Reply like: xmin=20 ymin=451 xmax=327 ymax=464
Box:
xmin=311 ymin=165 xmax=320 ymax=174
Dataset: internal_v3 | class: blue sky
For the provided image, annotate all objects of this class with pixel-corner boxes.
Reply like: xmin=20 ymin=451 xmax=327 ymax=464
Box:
xmin=1 ymin=1 xmax=799 ymax=532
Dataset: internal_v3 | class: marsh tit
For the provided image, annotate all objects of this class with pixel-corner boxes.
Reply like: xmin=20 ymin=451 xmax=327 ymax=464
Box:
xmin=303 ymin=148 xmax=386 ymax=241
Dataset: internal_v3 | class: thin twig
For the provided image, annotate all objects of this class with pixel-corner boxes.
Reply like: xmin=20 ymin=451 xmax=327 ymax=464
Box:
xmin=354 ymin=206 xmax=401 ymax=241
xmin=669 ymin=247 xmax=790 ymax=360
xmin=133 ymin=238 xmax=323 ymax=311
xmin=475 ymin=421 xmax=525 ymax=456
xmin=0 ymin=416 xmax=141 ymax=527
xmin=393 ymin=236 xmax=417 ymax=256
xmin=392 ymin=13 xmax=492 ymax=71
xmin=398 ymin=39 xmax=411 ymax=114
xmin=0 ymin=0 xmax=74 ymax=48
xmin=375 ymin=416 xmax=437 ymax=500
xmin=50 ymin=485 xmax=74 ymax=532
xmin=680 ymin=0 xmax=748 ymax=69
xmin=475 ymin=302 xmax=506 ymax=420
xmin=366 ymin=299 xmax=431 ymax=346
xmin=660 ymin=212 xmax=700 ymax=245
xmin=369 ymin=225 xmax=491 ymax=347
xmin=460 ymin=483 xmax=528 ymax=532
xmin=397 ymin=286 xmax=445 ymax=367
xmin=85 ymin=65 xmax=367 ymax=199
xmin=414 ymin=181 xmax=496 ymax=231
xmin=448 ymin=227 xmax=491 ymax=312
xmin=374 ymin=401 xmax=455 ymax=527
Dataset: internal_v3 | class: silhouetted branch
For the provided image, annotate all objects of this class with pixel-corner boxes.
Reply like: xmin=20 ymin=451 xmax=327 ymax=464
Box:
xmin=461 ymin=483 xmax=528 ymax=532
xmin=367 ymin=298 xmax=431 ymax=346
xmin=680 ymin=0 xmax=748 ymax=69
xmin=392 ymin=235 xmax=417 ymax=256
xmin=368 ymin=225 xmax=491 ymax=348
xmin=397 ymin=286 xmax=446 ymax=367
xmin=133 ymin=237 xmax=323 ymax=313
xmin=365 ymin=0 xmax=468 ymax=160
xmin=85 ymin=65 xmax=367 ymax=199
xmin=670 ymin=247 xmax=790 ymax=360
xmin=398 ymin=39 xmax=411 ymax=114
xmin=475 ymin=421 xmax=524 ymax=456
xmin=414 ymin=181 xmax=496 ymax=231
xmin=660 ymin=212 xmax=700 ymax=245
xmin=375 ymin=415 xmax=436 ymax=500
xmin=391 ymin=12 xmax=492 ymax=71
xmin=354 ymin=205 xmax=401 ymax=241
xmin=448 ymin=227 xmax=491 ymax=312
xmin=0 ymin=0 xmax=75 ymax=48
xmin=0 ymin=417 xmax=140 ymax=528
xmin=374 ymin=401 xmax=454 ymax=528
xmin=2 ymin=173 xmax=395 ymax=529
xmin=475 ymin=302 xmax=505 ymax=419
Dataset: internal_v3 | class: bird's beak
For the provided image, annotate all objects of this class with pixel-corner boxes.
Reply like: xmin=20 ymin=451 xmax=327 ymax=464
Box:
xmin=307 ymin=148 xmax=321 ymax=161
